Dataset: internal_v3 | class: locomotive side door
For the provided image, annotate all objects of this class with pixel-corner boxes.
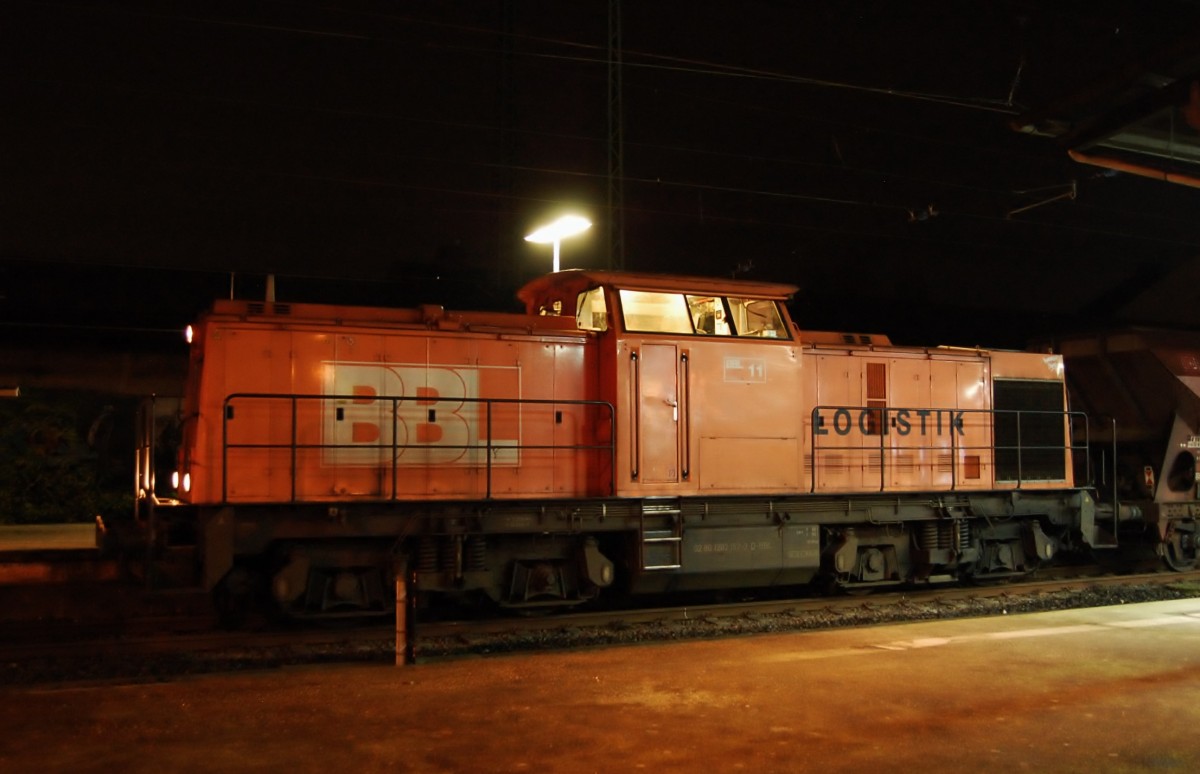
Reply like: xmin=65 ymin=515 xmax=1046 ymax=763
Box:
xmin=636 ymin=342 xmax=681 ymax=483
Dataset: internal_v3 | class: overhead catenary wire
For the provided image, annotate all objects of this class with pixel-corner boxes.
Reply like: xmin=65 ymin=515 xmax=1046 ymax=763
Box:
xmin=8 ymin=0 xmax=1200 ymax=266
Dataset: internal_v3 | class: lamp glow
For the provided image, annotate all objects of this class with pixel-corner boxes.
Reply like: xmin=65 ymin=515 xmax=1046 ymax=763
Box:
xmin=525 ymin=215 xmax=592 ymax=272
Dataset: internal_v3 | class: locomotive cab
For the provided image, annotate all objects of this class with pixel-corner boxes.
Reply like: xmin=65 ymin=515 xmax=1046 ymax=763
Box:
xmin=524 ymin=271 xmax=1083 ymax=592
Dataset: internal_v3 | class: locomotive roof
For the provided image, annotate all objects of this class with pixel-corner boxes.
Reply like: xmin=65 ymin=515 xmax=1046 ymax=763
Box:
xmin=517 ymin=270 xmax=798 ymax=311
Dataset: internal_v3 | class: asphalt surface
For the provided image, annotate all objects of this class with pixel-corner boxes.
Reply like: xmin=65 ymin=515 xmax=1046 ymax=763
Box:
xmin=3 ymin=598 xmax=1199 ymax=773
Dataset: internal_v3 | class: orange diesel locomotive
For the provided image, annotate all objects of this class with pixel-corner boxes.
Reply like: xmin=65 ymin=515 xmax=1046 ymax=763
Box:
xmin=133 ymin=270 xmax=1157 ymax=619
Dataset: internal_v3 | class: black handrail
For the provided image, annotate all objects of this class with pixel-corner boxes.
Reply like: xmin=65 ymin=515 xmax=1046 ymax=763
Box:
xmin=808 ymin=404 xmax=1091 ymax=493
xmin=221 ymin=392 xmax=616 ymax=503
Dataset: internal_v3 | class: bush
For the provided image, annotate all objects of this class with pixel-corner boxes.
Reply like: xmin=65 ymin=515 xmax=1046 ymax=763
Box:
xmin=0 ymin=391 xmax=134 ymax=524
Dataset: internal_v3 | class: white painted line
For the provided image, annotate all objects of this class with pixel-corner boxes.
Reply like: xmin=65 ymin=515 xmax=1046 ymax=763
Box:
xmin=1107 ymin=615 xmax=1200 ymax=628
xmin=763 ymin=605 xmax=1200 ymax=663
xmin=872 ymin=625 xmax=1102 ymax=652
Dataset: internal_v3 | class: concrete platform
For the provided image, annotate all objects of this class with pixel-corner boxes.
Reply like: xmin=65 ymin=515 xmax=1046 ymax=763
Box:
xmin=0 ymin=523 xmax=116 ymax=586
xmin=0 ymin=524 xmax=97 ymax=552
xmin=3 ymin=598 xmax=1199 ymax=772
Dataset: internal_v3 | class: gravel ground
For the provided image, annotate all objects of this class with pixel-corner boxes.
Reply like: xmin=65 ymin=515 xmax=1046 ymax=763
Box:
xmin=4 ymin=581 xmax=1199 ymax=686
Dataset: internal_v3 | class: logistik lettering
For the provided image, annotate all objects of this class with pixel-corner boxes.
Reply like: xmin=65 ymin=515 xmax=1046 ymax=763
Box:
xmin=813 ymin=408 xmax=965 ymax=436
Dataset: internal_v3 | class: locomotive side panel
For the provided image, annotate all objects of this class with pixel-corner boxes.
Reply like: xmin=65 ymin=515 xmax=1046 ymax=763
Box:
xmin=187 ymin=316 xmax=604 ymax=505
xmin=950 ymin=358 xmax=993 ymax=489
xmin=325 ymin=331 xmax=599 ymax=499
xmin=314 ymin=330 xmax=396 ymax=499
xmin=807 ymin=353 xmax=864 ymax=491
xmin=194 ymin=326 xmax=297 ymax=503
xmin=690 ymin=341 xmax=803 ymax=492
xmin=804 ymin=349 xmax=995 ymax=493
xmin=989 ymin=350 xmax=1072 ymax=489
xmin=882 ymin=356 xmax=969 ymax=490
xmin=611 ymin=336 xmax=804 ymax=497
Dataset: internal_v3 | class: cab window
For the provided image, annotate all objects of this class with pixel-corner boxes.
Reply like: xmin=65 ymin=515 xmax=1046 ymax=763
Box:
xmin=619 ymin=290 xmax=693 ymax=334
xmin=576 ymin=288 xmax=608 ymax=331
xmin=686 ymin=295 xmax=731 ymax=336
xmin=617 ymin=288 xmax=790 ymax=339
xmin=728 ymin=297 xmax=788 ymax=338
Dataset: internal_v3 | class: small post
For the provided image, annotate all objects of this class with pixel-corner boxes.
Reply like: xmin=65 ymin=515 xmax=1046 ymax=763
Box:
xmin=395 ymin=558 xmax=412 ymax=666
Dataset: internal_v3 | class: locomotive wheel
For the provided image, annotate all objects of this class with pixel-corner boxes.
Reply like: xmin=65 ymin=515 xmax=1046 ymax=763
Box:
xmin=1162 ymin=520 xmax=1199 ymax=572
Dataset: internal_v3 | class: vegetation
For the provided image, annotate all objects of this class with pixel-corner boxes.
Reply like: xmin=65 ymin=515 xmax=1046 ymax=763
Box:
xmin=0 ymin=390 xmax=133 ymax=524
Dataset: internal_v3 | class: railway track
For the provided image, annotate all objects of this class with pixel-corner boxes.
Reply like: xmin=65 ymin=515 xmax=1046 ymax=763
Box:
xmin=414 ymin=568 xmax=1200 ymax=654
xmin=4 ymin=567 xmax=1199 ymax=685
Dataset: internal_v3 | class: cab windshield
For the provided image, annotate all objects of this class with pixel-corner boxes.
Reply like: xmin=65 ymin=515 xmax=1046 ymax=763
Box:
xmin=616 ymin=289 xmax=789 ymax=338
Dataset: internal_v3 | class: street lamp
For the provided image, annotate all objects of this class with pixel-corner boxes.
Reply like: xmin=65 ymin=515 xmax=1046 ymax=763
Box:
xmin=524 ymin=215 xmax=592 ymax=272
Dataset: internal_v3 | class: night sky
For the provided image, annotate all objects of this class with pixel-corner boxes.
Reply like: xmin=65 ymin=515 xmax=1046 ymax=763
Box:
xmin=5 ymin=0 xmax=1200 ymax=352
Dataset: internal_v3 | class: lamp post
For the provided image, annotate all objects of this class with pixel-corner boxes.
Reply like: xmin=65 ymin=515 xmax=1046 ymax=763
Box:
xmin=524 ymin=215 xmax=592 ymax=272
